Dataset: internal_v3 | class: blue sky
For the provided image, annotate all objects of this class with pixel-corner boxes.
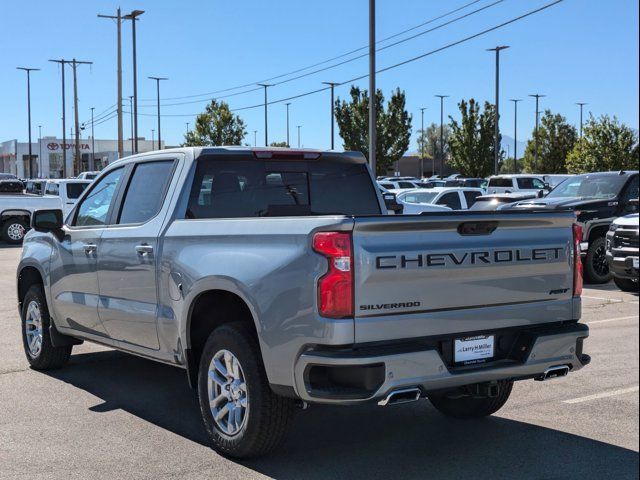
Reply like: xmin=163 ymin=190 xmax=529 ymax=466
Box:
xmin=1 ymin=0 xmax=638 ymax=153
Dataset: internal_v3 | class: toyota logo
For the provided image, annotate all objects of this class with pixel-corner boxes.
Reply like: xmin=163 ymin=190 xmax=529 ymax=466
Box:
xmin=47 ymin=143 xmax=60 ymax=150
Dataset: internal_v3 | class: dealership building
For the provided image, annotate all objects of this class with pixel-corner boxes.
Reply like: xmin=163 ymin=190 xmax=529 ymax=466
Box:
xmin=0 ymin=136 xmax=164 ymax=178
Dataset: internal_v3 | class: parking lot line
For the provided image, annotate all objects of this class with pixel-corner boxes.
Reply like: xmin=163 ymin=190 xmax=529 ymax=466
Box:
xmin=581 ymin=295 xmax=624 ymax=303
xmin=564 ymin=386 xmax=639 ymax=404
xmin=587 ymin=315 xmax=639 ymax=325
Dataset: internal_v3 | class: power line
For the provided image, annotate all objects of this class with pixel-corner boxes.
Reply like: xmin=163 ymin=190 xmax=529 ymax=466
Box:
xmin=138 ymin=0 xmax=489 ymax=103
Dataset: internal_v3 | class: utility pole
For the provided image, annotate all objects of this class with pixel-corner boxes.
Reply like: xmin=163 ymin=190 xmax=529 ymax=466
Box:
xmin=529 ymin=94 xmax=545 ymax=171
xmin=185 ymin=122 xmax=190 ymax=137
xmin=576 ymin=102 xmax=587 ymax=138
xmin=487 ymin=46 xmax=509 ymax=175
xmin=285 ymin=103 xmax=291 ymax=147
xmin=129 ymin=95 xmax=134 ymax=154
xmin=98 ymin=8 xmax=124 ymax=158
xmin=253 ymin=130 xmax=257 ymax=147
xmin=16 ymin=67 xmax=39 ymax=178
xmin=368 ymin=0 xmax=377 ymax=174
xmin=151 ymin=129 xmax=155 ymax=148
xmin=148 ymin=77 xmax=168 ymax=150
xmin=435 ymin=95 xmax=449 ymax=176
xmin=48 ymin=59 xmax=68 ymax=177
xmin=38 ymin=125 xmax=42 ymax=177
xmin=90 ymin=107 xmax=95 ymax=170
xmin=419 ymin=107 xmax=426 ymax=178
xmin=322 ymin=82 xmax=339 ymax=149
xmin=124 ymin=10 xmax=144 ymax=153
xmin=70 ymin=59 xmax=92 ymax=175
xmin=510 ymin=99 xmax=521 ymax=173
xmin=257 ymin=84 xmax=272 ymax=146
xmin=297 ymin=125 xmax=302 ymax=148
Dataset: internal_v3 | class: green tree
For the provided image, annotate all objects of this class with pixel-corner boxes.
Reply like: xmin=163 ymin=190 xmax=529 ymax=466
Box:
xmin=447 ymin=99 xmax=500 ymax=178
xmin=522 ymin=110 xmax=577 ymax=174
xmin=566 ymin=114 xmax=639 ymax=173
xmin=334 ymin=86 xmax=412 ymax=175
xmin=417 ymin=122 xmax=451 ymax=159
xmin=183 ymin=99 xmax=247 ymax=146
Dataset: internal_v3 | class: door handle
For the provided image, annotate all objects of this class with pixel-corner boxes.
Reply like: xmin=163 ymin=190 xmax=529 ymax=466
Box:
xmin=135 ymin=244 xmax=154 ymax=256
xmin=83 ymin=243 xmax=97 ymax=254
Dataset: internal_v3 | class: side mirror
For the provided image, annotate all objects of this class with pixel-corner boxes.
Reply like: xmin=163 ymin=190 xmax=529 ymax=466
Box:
xmin=543 ymin=182 xmax=551 ymax=190
xmin=31 ymin=209 xmax=64 ymax=232
xmin=537 ymin=189 xmax=545 ymax=198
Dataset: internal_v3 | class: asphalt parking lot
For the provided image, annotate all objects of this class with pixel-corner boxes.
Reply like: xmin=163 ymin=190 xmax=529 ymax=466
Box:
xmin=0 ymin=244 xmax=638 ymax=480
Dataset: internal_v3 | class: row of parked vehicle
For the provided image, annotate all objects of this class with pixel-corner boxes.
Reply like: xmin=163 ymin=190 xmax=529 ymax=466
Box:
xmin=378 ymin=171 xmax=639 ymax=290
xmin=0 ymin=173 xmax=96 ymax=244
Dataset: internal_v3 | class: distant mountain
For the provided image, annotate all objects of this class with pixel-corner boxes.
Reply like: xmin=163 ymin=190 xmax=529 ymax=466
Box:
xmin=501 ymin=135 xmax=527 ymax=158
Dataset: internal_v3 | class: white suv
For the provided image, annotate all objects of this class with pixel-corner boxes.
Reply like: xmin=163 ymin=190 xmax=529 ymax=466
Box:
xmin=487 ymin=175 xmax=548 ymax=194
xmin=396 ymin=187 xmax=485 ymax=213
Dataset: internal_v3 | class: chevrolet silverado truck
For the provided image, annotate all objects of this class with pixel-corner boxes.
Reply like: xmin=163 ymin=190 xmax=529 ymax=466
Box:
xmin=606 ymin=201 xmax=639 ymax=292
xmin=17 ymin=147 xmax=589 ymax=458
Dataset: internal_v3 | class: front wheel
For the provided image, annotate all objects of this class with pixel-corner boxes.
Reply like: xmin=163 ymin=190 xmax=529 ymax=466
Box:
xmin=428 ymin=380 xmax=513 ymax=419
xmin=21 ymin=285 xmax=72 ymax=370
xmin=613 ymin=276 xmax=639 ymax=292
xmin=584 ymin=237 xmax=611 ymax=284
xmin=1 ymin=218 xmax=28 ymax=244
xmin=197 ymin=323 xmax=295 ymax=458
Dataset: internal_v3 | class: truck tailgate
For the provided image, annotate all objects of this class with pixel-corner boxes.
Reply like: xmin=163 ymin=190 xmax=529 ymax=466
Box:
xmin=352 ymin=211 xmax=578 ymax=343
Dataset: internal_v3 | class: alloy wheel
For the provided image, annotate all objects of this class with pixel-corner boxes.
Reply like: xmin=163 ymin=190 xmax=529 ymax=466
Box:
xmin=7 ymin=223 xmax=25 ymax=242
xmin=207 ymin=349 xmax=248 ymax=437
xmin=24 ymin=300 xmax=43 ymax=358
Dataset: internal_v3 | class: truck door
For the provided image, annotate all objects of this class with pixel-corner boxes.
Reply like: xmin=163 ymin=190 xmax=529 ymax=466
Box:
xmin=49 ymin=167 xmax=126 ymax=337
xmin=97 ymin=159 xmax=177 ymax=350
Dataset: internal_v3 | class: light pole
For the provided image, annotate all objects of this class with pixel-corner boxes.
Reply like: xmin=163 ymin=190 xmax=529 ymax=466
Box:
xmin=257 ymin=84 xmax=273 ymax=146
xmin=285 ymin=102 xmax=291 ymax=147
xmin=90 ymin=107 xmax=95 ymax=170
xmin=322 ymin=82 xmax=339 ymax=149
xmin=129 ymin=95 xmax=134 ymax=154
xmin=576 ymin=102 xmax=587 ymax=138
xmin=253 ymin=130 xmax=257 ymax=147
xmin=368 ymin=0 xmax=376 ymax=174
xmin=435 ymin=95 xmax=449 ymax=176
xmin=487 ymin=46 xmax=509 ymax=175
xmin=419 ymin=107 xmax=426 ymax=178
xmin=151 ymin=129 xmax=155 ymax=148
xmin=38 ymin=125 xmax=42 ymax=177
xmin=509 ymin=99 xmax=521 ymax=173
xmin=124 ymin=10 xmax=144 ymax=153
xmin=148 ymin=76 xmax=168 ymax=150
xmin=185 ymin=122 xmax=190 ymax=137
xmin=297 ymin=125 xmax=302 ymax=148
xmin=529 ymin=94 xmax=545 ymax=171
xmin=16 ymin=67 xmax=39 ymax=178
xmin=48 ymin=59 xmax=68 ymax=177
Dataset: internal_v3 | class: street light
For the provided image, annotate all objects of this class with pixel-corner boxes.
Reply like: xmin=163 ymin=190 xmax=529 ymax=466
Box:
xmin=368 ymin=0 xmax=376 ymax=174
xmin=576 ymin=102 xmax=587 ymax=138
xmin=148 ymin=76 xmax=168 ymax=150
xmin=419 ymin=107 xmax=426 ymax=178
xmin=253 ymin=130 xmax=257 ymax=147
xmin=285 ymin=103 xmax=291 ymax=147
xmin=529 ymin=94 xmax=546 ymax=170
xmin=435 ymin=95 xmax=449 ymax=176
xmin=257 ymin=84 xmax=273 ymax=146
xmin=123 ymin=9 xmax=144 ymax=153
xmin=322 ymin=82 xmax=339 ymax=149
xmin=509 ymin=99 xmax=521 ymax=173
xmin=486 ymin=46 xmax=509 ymax=175
xmin=38 ymin=125 xmax=42 ymax=177
xmin=297 ymin=125 xmax=302 ymax=148
xmin=16 ymin=67 xmax=40 ymax=178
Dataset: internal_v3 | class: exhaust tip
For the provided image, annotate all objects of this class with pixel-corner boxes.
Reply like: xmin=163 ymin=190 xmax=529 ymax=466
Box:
xmin=378 ymin=387 xmax=421 ymax=406
xmin=535 ymin=365 xmax=570 ymax=381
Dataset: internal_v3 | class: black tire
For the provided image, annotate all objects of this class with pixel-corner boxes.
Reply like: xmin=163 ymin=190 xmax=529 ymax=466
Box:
xmin=21 ymin=284 xmax=72 ymax=370
xmin=428 ymin=380 xmax=513 ymax=419
xmin=1 ymin=217 xmax=28 ymax=244
xmin=584 ymin=237 xmax=611 ymax=284
xmin=197 ymin=323 xmax=295 ymax=458
xmin=613 ymin=276 xmax=639 ymax=292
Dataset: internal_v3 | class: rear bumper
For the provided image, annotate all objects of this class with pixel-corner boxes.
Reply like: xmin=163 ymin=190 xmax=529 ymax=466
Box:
xmin=293 ymin=322 xmax=589 ymax=404
xmin=606 ymin=252 xmax=639 ymax=280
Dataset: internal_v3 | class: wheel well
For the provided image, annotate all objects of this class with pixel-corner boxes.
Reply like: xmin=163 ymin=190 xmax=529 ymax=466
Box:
xmin=187 ymin=290 xmax=257 ymax=379
xmin=18 ymin=267 xmax=43 ymax=310
xmin=588 ymin=225 xmax=609 ymax=243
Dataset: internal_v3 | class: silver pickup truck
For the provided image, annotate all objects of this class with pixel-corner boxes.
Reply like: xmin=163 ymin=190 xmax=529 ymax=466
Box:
xmin=17 ymin=147 xmax=589 ymax=458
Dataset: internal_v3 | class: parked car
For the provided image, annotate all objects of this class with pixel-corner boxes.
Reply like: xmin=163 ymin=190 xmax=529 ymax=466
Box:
xmin=469 ymin=192 xmax=538 ymax=211
xmin=0 ymin=183 xmax=62 ymax=244
xmin=24 ymin=180 xmax=46 ymax=195
xmin=419 ymin=179 xmax=447 ymax=188
xmin=542 ymin=174 xmax=574 ymax=190
xmin=377 ymin=179 xmax=422 ymax=190
xmin=76 ymin=171 xmax=100 ymax=180
xmin=606 ymin=201 xmax=639 ymax=292
xmin=507 ymin=171 xmax=639 ymax=283
xmin=0 ymin=173 xmax=18 ymax=181
xmin=18 ymin=146 xmax=589 ymax=458
xmin=395 ymin=187 xmax=486 ymax=213
xmin=444 ymin=178 xmax=488 ymax=190
xmin=43 ymin=179 xmax=92 ymax=218
xmin=487 ymin=174 xmax=549 ymax=195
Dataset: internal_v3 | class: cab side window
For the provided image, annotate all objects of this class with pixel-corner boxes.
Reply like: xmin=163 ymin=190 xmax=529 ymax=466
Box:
xmin=117 ymin=161 xmax=175 ymax=224
xmin=437 ymin=192 xmax=462 ymax=210
xmin=621 ymin=176 xmax=639 ymax=202
xmin=73 ymin=168 xmax=124 ymax=227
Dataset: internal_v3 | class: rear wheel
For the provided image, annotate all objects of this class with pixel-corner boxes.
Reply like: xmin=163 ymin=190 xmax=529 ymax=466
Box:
xmin=584 ymin=237 xmax=611 ymax=284
xmin=1 ymin=218 xmax=28 ymax=244
xmin=197 ymin=323 xmax=295 ymax=458
xmin=428 ymin=380 xmax=513 ymax=419
xmin=613 ymin=276 xmax=639 ymax=292
xmin=21 ymin=285 xmax=72 ymax=370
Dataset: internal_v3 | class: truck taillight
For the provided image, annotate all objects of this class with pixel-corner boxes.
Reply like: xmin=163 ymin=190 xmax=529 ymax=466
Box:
xmin=572 ymin=223 xmax=584 ymax=297
xmin=313 ymin=232 xmax=353 ymax=318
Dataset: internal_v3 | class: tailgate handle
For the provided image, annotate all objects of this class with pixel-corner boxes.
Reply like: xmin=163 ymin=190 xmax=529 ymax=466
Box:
xmin=457 ymin=221 xmax=498 ymax=236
